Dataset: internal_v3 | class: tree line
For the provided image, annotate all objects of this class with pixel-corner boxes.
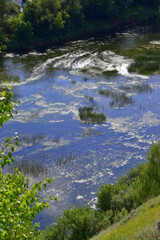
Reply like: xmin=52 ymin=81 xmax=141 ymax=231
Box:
xmin=0 ymin=0 xmax=159 ymax=51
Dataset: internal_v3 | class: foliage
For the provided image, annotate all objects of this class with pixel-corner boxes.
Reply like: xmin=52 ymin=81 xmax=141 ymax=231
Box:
xmin=97 ymin=142 xmax=160 ymax=215
xmin=0 ymin=0 xmax=6 ymax=27
xmin=134 ymin=143 xmax=160 ymax=205
xmin=0 ymin=89 xmax=14 ymax=127
xmin=7 ymin=16 xmax=33 ymax=50
xmin=0 ymin=89 xmax=54 ymax=239
xmin=1 ymin=0 xmax=159 ymax=51
xmin=22 ymin=0 xmax=67 ymax=36
xmin=96 ymin=165 xmax=144 ymax=213
xmin=42 ymin=205 xmax=112 ymax=240
xmin=0 ymin=169 xmax=53 ymax=239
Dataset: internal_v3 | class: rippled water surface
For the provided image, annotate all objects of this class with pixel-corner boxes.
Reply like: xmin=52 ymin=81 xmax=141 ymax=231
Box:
xmin=1 ymin=25 xmax=160 ymax=228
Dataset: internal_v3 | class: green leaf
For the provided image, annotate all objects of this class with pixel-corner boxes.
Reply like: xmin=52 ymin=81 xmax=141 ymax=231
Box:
xmin=1 ymin=162 xmax=5 ymax=168
xmin=5 ymin=137 xmax=10 ymax=143
xmin=38 ymin=185 xmax=42 ymax=191
xmin=11 ymin=146 xmax=15 ymax=152
xmin=46 ymin=178 xmax=52 ymax=184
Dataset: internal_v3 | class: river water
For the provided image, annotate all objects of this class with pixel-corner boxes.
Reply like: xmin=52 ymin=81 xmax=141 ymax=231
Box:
xmin=0 ymin=25 xmax=160 ymax=229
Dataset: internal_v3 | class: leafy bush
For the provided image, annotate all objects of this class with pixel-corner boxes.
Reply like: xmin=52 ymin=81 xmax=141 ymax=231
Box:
xmin=43 ymin=205 xmax=112 ymax=240
xmin=96 ymin=182 xmax=135 ymax=214
xmin=7 ymin=16 xmax=33 ymax=49
xmin=96 ymin=184 xmax=115 ymax=212
xmin=134 ymin=143 xmax=160 ymax=206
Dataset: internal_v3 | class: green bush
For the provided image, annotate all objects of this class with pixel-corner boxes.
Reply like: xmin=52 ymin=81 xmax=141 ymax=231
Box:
xmin=134 ymin=143 xmax=160 ymax=206
xmin=7 ymin=16 xmax=33 ymax=49
xmin=96 ymin=184 xmax=115 ymax=212
xmin=96 ymin=182 xmax=135 ymax=213
xmin=43 ymin=205 xmax=112 ymax=240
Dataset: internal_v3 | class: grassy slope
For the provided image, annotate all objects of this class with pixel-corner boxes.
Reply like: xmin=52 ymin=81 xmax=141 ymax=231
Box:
xmin=90 ymin=195 xmax=160 ymax=240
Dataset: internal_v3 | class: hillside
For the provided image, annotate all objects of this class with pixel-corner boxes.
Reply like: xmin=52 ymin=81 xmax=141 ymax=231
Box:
xmin=90 ymin=195 xmax=160 ymax=240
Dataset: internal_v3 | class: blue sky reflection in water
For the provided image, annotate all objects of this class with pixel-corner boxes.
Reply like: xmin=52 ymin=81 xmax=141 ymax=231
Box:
xmin=0 ymin=26 xmax=160 ymax=229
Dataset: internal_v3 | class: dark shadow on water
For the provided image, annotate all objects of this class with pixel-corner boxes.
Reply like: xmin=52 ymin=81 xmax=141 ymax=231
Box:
xmin=17 ymin=134 xmax=45 ymax=146
xmin=55 ymin=154 xmax=75 ymax=167
xmin=99 ymin=89 xmax=134 ymax=108
xmin=119 ymin=84 xmax=153 ymax=94
xmin=8 ymin=156 xmax=49 ymax=177
xmin=81 ymin=127 xmax=103 ymax=137
xmin=103 ymin=70 xmax=117 ymax=79
xmin=84 ymin=95 xmax=94 ymax=103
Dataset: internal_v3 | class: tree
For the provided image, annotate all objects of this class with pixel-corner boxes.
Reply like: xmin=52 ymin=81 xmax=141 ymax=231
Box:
xmin=0 ymin=0 xmax=7 ymax=27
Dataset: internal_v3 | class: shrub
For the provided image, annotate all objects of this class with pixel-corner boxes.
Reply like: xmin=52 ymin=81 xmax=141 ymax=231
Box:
xmin=7 ymin=16 xmax=33 ymax=49
xmin=43 ymin=205 xmax=112 ymax=240
xmin=134 ymin=143 xmax=160 ymax=206
xmin=96 ymin=184 xmax=115 ymax=212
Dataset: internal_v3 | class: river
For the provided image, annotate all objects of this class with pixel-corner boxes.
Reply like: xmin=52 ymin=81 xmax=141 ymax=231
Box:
xmin=0 ymin=24 xmax=160 ymax=229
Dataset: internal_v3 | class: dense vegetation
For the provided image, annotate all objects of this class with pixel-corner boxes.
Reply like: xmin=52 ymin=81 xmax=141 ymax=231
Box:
xmin=91 ymin=195 xmax=160 ymax=240
xmin=0 ymin=0 xmax=159 ymax=51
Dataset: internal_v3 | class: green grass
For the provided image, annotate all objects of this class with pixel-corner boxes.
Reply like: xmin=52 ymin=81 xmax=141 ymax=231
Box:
xmin=124 ymin=47 xmax=160 ymax=75
xmin=90 ymin=195 xmax=160 ymax=240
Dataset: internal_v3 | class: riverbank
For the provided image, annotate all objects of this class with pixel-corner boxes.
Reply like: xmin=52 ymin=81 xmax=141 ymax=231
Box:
xmin=4 ymin=5 xmax=159 ymax=53
xmin=90 ymin=195 xmax=160 ymax=240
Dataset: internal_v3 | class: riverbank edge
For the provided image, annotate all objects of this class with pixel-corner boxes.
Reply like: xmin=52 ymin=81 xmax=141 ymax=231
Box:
xmin=5 ymin=9 xmax=159 ymax=53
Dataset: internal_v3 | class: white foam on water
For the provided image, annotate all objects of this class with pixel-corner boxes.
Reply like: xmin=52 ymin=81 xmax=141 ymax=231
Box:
xmin=5 ymin=53 xmax=15 ymax=58
xmin=150 ymin=41 xmax=160 ymax=45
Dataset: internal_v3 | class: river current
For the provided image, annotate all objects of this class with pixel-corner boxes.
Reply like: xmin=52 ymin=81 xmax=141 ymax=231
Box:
xmin=0 ymin=25 xmax=160 ymax=228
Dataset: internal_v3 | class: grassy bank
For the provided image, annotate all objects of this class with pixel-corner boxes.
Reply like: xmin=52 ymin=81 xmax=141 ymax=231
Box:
xmin=90 ymin=195 xmax=160 ymax=240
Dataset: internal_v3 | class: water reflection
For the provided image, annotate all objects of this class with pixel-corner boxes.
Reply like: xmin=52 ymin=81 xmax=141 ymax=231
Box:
xmin=8 ymin=156 xmax=49 ymax=177
xmin=55 ymin=154 xmax=75 ymax=167
xmin=16 ymin=134 xmax=45 ymax=147
xmin=81 ymin=127 xmax=103 ymax=137
xmin=99 ymin=89 xmax=134 ymax=108
xmin=0 ymin=55 xmax=20 ymax=83
xmin=1 ymin=25 xmax=160 ymax=230
xmin=119 ymin=84 xmax=153 ymax=94
xmin=78 ymin=106 xmax=106 ymax=124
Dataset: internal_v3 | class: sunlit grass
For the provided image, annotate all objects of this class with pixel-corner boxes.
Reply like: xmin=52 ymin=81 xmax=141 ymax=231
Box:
xmin=90 ymin=195 xmax=160 ymax=240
